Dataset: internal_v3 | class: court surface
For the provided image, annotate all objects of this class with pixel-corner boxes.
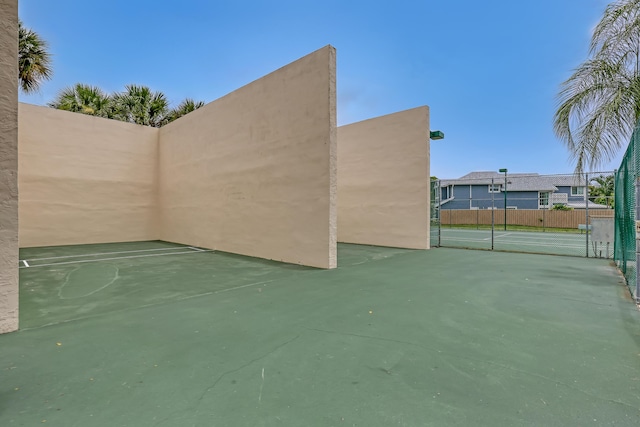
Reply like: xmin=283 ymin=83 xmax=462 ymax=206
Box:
xmin=2 ymin=241 xmax=640 ymax=426
xmin=432 ymin=228 xmax=613 ymax=258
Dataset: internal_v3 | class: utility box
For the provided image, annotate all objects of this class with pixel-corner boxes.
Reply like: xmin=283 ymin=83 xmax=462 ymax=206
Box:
xmin=591 ymin=217 xmax=614 ymax=243
xmin=591 ymin=217 xmax=614 ymax=258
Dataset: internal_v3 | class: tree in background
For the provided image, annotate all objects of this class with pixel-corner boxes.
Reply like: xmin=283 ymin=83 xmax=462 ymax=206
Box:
xmin=166 ymin=98 xmax=206 ymax=124
xmin=551 ymin=204 xmax=574 ymax=211
xmin=430 ymin=176 xmax=439 ymax=220
xmin=589 ymin=174 xmax=615 ymax=208
xmin=48 ymin=83 xmax=113 ymax=118
xmin=48 ymin=83 xmax=205 ymax=127
xmin=18 ymin=20 xmax=52 ymax=93
xmin=19 ymin=20 xmax=204 ymax=127
xmin=111 ymin=85 xmax=170 ymax=128
xmin=554 ymin=0 xmax=640 ymax=174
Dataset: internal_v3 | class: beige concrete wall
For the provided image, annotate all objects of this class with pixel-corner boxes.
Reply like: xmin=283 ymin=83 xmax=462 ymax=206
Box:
xmin=337 ymin=106 xmax=430 ymax=249
xmin=159 ymin=46 xmax=337 ymax=268
xmin=19 ymin=104 xmax=160 ymax=247
xmin=0 ymin=0 xmax=19 ymax=333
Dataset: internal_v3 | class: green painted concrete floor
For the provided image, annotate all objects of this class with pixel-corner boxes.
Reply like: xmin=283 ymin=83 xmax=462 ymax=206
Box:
xmin=2 ymin=242 xmax=640 ymax=426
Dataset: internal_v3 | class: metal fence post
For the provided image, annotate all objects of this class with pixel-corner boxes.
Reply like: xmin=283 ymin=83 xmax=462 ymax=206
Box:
xmin=635 ymin=177 xmax=640 ymax=302
xmin=491 ymin=178 xmax=495 ymax=250
xmin=437 ymin=179 xmax=441 ymax=247
xmin=585 ymin=172 xmax=590 ymax=258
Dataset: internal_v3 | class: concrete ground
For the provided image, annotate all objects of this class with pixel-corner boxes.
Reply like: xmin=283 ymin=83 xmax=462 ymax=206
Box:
xmin=2 ymin=242 xmax=640 ymax=426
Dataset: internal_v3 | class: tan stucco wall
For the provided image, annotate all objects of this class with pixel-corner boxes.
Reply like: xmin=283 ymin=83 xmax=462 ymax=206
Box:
xmin=159 ymin=46 xmax=337 ymax=268
xmin=19 ymin=104 xmax=160 ymax=247
xmin=0 ymin=0 xmax=19 ymax=333
xmin=337 ymin=106 xmax=430 ymax=249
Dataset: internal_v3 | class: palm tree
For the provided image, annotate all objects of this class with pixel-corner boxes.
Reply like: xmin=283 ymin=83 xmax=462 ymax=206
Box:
xmin=48 ymin=83 xmax=113 ymax=118
xmin=589 ymin=174 xmax=615 ymax=208
xmin=554 ymin=0 xmax=640 ymax=174
xmin=18 ymin=20 xmax=52 ymax=93
xmin=166 ymin=98 xmax=205 ymax=123
xmin=47 ymin=83 xmax=205 ymax=127
xmin=111 ymin=85 xmax=169 ymax=127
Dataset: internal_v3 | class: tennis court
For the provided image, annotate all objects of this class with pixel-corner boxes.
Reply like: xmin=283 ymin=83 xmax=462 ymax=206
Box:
xmin=2 ymin=241 xmax=639 ymax=426
xmin=432 ymin=228 xmax=613 ymax=258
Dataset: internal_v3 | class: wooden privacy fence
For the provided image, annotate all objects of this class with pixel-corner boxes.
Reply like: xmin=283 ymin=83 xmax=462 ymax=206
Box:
xmin=440 ymin=209 xmax=614 ymax=229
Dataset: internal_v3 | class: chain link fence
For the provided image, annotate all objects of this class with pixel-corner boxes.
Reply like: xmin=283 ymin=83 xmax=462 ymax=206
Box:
xmin=430 ymin=172 xmax=615 ymax=259
xmin=614 ymin=124 xmax=640 ymax=302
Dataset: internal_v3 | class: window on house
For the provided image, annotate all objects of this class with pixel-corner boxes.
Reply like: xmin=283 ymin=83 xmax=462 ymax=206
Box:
xmin=488 ymin=184 xmax=502 ymax=193
xmin=442 ymin=186 xmax=449 ymax=199
xmin=571 ymin=186 xmax=585 ymax=196
xmin=539 ymin=192 xmax=550 ymax=207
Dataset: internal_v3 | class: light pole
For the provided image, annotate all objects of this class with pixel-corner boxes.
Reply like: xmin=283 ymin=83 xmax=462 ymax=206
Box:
xmin=430 ymin=130 xmax=444 ymax=246
xmin=499 ymin=168 xmax=508 ymax=231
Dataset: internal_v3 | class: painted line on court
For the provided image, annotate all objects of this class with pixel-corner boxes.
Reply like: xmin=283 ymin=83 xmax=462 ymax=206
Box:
xmin=442 ymin=237 xmax=586 ymax=250
xmin=446 ymin=229 xmax=580 ymax=237
xmin=443 ymin=230 xmax=591 ymax=244
xmin=188 ymin=246 xmax=207 ymax=252
xmin=177 ymin=280 xmax=276 ymax=302
xmin=483 ymin=233 xmax=511 ymax=240
xmin=22 ymin=260 xmax=30 ymax=267
xmin=19 ymin=250 xmax=213 ymax=269
xmin=23 ymin=246 xmax=193 ymax=262
xmin=495 ymin=240 xmax=583 ymax=249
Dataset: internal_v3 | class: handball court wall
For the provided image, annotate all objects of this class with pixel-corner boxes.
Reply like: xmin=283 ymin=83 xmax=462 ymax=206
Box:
xmin=5 ymin=44 xmax=431 ymax=331
xmin=18 ymin=104 xmax=160 ymax=248
xmin=17 ymin=46 xmax=339 ymax=269
xmin=159 ymin=46 xmax=338 ymax=269
xmin=337 ymin=107 xmax=430 ymax=249
xmin=0 ymin=0 xmax=19 ymax=333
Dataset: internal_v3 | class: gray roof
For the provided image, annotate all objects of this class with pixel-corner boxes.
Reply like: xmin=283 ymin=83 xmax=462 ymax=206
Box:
xmin=543 ymin=174 xmax=587 ymax=186
xmin=440 ymin=171 xmax=586 ymax=192
xmin=566 ymin=200 xmax=611 ymax=209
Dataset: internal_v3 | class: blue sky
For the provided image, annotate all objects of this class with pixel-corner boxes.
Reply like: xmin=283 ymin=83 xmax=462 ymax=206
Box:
xmin=18 ymin=0 xmax=617 ymax=178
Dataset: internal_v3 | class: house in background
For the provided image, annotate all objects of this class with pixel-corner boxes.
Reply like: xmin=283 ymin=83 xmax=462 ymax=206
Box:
xmin=439 ymin=171 xmax=610 ymax=210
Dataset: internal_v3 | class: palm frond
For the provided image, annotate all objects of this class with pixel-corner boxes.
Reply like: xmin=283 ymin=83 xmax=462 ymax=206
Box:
xmin=111 ymin=85 xmax=170 ymax=127
xmin=165 ymin=98 xmax=206 ymax=124
xmin=554 ymin=1 xmax=640 ymax=175
xmin=48 ymin=83 xmax=113 ymax=118
xmin=18 ymin=21 xmax=52 ymax=93
xmin=591 ymin=0 xmax=640 ymax=59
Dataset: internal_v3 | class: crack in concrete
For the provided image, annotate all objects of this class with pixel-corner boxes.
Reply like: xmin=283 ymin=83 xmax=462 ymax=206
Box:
xmin=197 ymin=333 xmax=301 ymax=400
xmin=305 ymin=327 xmax=640 ymax=411
xmin=154 ymin=333 xmax=301 ymax=426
